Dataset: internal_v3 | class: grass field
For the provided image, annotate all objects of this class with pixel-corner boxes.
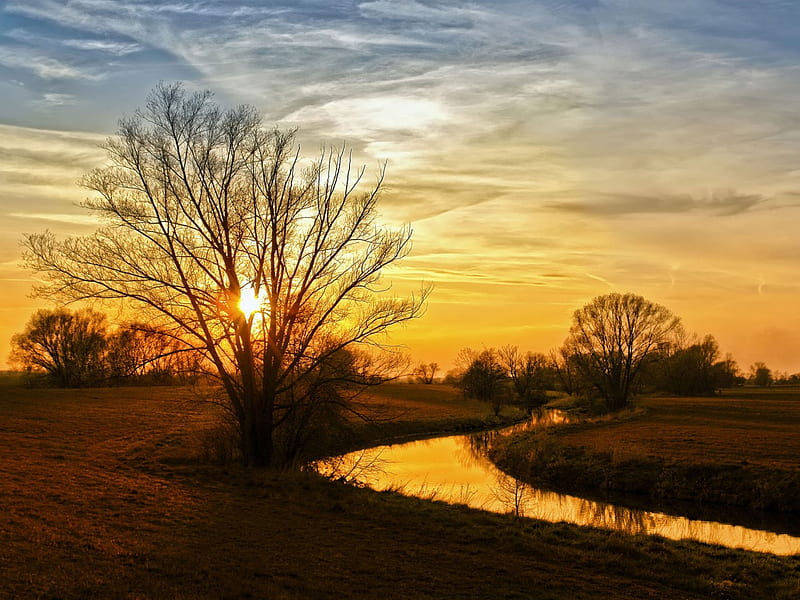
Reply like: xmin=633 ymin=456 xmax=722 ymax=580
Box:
xmin=491 ymin=389 xmax=800 ymax=513
xmin=337 ymin=383 xmax=526 ymax=452
xmin=355 ymin=382 xmax=519 ymax=426
xmin=558 ymin=390 xmax=800 ymax=469
xmin=1 ymin=382 xmax=799 ymax=599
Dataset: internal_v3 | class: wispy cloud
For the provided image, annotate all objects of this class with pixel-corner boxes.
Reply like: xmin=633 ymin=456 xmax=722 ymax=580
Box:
xmin=0 ymin=124 xmax=106 ymax=214
xmin=357 ymin=0 xmax=481 ymax=28
xmin=32 ymin=93 xmax=78 ymax=109
xmin=0 ymin=46 xmax=102 ymax=80
xmin=0 ymin=124 xmax=106 ymax=168
xmin=547 ymin=190 xmax=767 ymax=217
xmin=6 ymin=212 xmax=100 ymax=226
xmin=61 ymin=38 xmax=143 ymax=55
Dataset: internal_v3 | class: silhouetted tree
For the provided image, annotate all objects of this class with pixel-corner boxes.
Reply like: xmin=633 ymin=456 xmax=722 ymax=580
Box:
xmin=22 ymin=82 xmax=426 ymax=467
xmin=458 ymin=348 xmax=507 ymax=416
xmin=656 ymin=335 xmax=723 ymax=396
xmin=414 ymin=362 xmax=439 ymax=384
xmin=712 ymin=353 xmax=742 ymax=388
xmin=551 ymin=344 xmax=585 ymax=396
xmin=106 ymin=323 xmax=200 ymax=384
xmin=499 ymin=345 xmax=550 ymax=414
xmin=771 ymin=370 xmax=800 ymax=385
xmin=750 ymin=362 xmax=772 ymax=387
xmin=10 ymin=308 xmax=107 ymax=387
xmin=565 ymin=293 xmax=682 ymax=411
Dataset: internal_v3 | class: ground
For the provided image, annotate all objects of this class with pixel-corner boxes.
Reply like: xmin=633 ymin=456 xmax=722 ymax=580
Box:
xmin=557 ymin=389 xmax=800 ymax=470
xmin=1 ymin=381 xmax=798 ymax=599
xmin=491 ymin=388 xmax=800 ymax=513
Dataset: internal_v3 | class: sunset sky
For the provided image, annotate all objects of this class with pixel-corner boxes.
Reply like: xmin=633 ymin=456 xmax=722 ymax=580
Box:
xmin=2 ymin=1 xmax=800 ymax=374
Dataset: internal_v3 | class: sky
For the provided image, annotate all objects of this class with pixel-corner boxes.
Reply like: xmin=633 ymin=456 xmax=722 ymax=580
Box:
xmin=2 ymin=0 xmax=800 ymax=374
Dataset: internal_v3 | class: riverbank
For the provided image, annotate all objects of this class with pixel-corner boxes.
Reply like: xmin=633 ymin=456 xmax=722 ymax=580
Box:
xmin=321 ymin=383 xmax=528 ymax=457
xmin=489 ymin=390 xmax=800 ymax=513
xmin=2 ymin=384 xmax=799 ymax=598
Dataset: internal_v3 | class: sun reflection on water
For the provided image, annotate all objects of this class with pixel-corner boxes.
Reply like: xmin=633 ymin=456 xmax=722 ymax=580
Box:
xmin=317 ymin=414 xmax=800 ymax=556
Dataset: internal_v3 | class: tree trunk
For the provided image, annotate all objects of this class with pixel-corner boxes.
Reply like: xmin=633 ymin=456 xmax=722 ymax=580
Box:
xmin=241 ymin=413 xmax=273 ymax=467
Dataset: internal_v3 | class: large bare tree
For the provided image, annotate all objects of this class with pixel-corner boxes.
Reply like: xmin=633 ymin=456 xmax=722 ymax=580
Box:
xmin=23 ymin=82 xmax=426 ymax=467
xmin=565 ymin=292 xmax=681 ymax=411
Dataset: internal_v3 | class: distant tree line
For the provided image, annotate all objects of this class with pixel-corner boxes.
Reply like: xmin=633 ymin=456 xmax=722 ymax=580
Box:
xmin=9 ymin=308 xmax=199 ymax=387
xmin=741 ymin=363 xmax=800 ymax=387
xmin=446 ymin=292 xmax=765 ymax=415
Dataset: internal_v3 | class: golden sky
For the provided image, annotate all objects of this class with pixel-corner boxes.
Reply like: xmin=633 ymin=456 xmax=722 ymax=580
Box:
xmin=2 ymin=1 xmax=800 ymax=374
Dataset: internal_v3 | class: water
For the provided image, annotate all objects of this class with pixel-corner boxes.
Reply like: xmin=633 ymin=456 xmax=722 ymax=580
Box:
xmin=318 ymin=412 xmax=800 ymax=555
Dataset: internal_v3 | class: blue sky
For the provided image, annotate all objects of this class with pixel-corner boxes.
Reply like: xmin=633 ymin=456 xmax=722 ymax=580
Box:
xmin=2 ymin=0 xmax=800 ymax=372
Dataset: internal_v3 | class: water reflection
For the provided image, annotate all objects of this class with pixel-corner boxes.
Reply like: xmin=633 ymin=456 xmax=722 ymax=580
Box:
xmin=316 ymin=413 xmax=800 ymax=556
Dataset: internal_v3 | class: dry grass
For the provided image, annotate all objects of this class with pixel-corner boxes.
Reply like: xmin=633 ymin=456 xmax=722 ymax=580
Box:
xmin=491 ymin=388 xmax=800 ymax=512
xmin=326 ymin=383 xmax=526 ymax=455
xmin=558 ymin=391 xmax=800 ymax=469
xmin=1 ymin=382 xmax=799 ymax=599
xmin=356 ymin=383 xmax=481 ymax=420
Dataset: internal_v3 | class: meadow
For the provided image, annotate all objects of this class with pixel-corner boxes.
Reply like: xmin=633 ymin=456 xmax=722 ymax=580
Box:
xmin=491 ymin=389 xmax=800 ymax=512
xmin=1 ymin=380 xmax=799 ymax=599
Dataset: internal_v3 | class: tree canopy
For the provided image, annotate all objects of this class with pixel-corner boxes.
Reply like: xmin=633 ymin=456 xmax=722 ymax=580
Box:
xmin=565 ymin=292 xmax=682 ymax=410
xmin=457 ymin=348 xmax=508 ymax=416
xmin=10 ymin=308 xmax=107 ymax=387
xmin=23 ymin=82 xmax=426 ymax=467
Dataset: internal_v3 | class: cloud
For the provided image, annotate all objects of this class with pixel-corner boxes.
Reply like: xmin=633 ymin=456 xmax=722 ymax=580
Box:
xmin=357 ymin=0 xmax=480 ymax=28
xmin=0 ymin=46 xmax=102 ymax=81
xmin=6 ymin=212 xmax=100 ymax=226
xmin=286 ymin=94 xmax=450 ymax=140
xmin=547 ymin=190 xmax=766 ymax=217
xmin=0 ymin=124 xmax=106 ymax=168
xmin=61 ymin=38 xmax=143 ymax=55
xmin=32 ymin=93 xmax=78 ymax=109
xmin=0 ymin=124 xmax=106 ymax=220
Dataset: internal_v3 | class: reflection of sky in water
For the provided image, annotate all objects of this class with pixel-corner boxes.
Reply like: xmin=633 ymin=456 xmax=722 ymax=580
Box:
xmin=319 ymin=426 xmax=800 ymax=556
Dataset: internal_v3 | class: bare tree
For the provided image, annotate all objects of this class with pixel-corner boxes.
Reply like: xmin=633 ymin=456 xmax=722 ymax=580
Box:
xmin=22 ymin=82 xmax=426 ymax=467
xmin=499 ymin=345 xmax=550 ymax=414
xmin=492 ymin=474 xmax=530 ymax=518
xmin=106 ymin=323 xmax=200 ymax=383
xmin=10 ymin=308 xmax=107 ymax=387
xmin=414 ymin=361 xmax=439 ymax=384
xmin=551 ymin=344 xmax=579 ymax=396
xmin=565 ymin=293 xmax=681 ymax=411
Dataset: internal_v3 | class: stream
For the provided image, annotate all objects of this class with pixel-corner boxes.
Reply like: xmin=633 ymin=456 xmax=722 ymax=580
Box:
xmin=317 ymin=411 xmax=800 ymax=555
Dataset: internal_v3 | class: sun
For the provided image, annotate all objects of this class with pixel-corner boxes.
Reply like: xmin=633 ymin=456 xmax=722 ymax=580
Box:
xmin=238 ymin=283 xmax=266 ymax=317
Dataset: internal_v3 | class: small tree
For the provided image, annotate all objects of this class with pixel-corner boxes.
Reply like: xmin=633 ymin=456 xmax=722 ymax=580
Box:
xmin=499 ymin=345 xmax=550 ymax=414
xmin=551 ymin=344 xmax=584 ymax=396
xmin=414 ymin=362 xmax=439 ymax=384
xmin=106 ymin=323 xmax=200 ymax=384
xmin=458 ymin=348 xmax=507 ymax=416
xmin=750 ymin=362 xmax=772 ymax=387
xmin=10 ymin=308 xmax=107 ymax=387
xmin=565 ymin=292 xmax=682 ymax=411
xmin=712 ymin=353 xmax=741 ymax=388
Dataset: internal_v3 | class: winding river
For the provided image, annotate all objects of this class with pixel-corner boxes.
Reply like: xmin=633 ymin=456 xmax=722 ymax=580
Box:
xmin=318 ymin=412 xmax=800 ymax=556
